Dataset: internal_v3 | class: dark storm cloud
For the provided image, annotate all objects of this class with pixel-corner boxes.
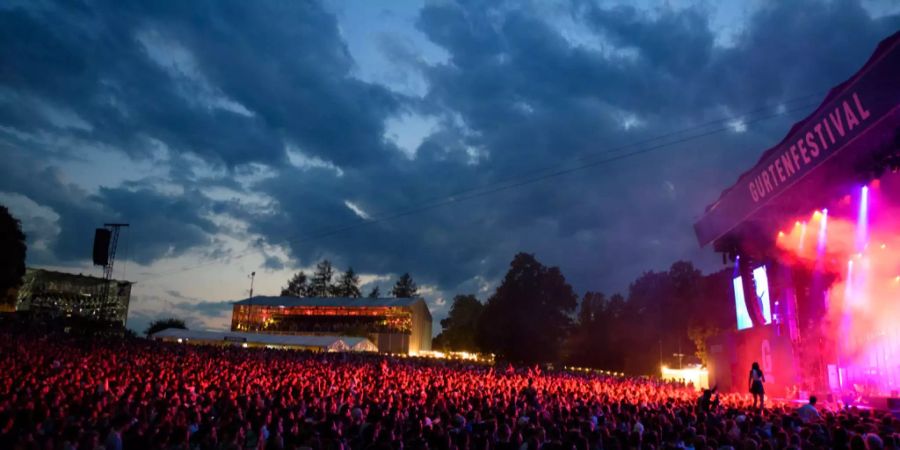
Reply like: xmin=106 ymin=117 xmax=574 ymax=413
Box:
xmin=171 ymin=299 xmax=235 ymax=318
xmin=0 ymin=146 xmax=221 ymax=263
xmin=0 ymin=0 xmax=401 ymax=168
xmin=0 ymin=3 xmax=277 ymax=166
xmin=389 ymin=0 xmax=899 ymax=293
xmin=128 ymin=294 xmax=233 ymax=333
xmin=0 ymin=0 xmax=402 ymax=264
xmin=133 ymin=1 xmax=402 ymax=168
xmin=2 ymin=0 xmax=899 ymax=321
xmin=246 ymin=0 xmax=900 ymax=297
xmin=94 ymin=186 xmax=219 ymax=265
xmin=0 ymin=149 xmax=106 ymax=264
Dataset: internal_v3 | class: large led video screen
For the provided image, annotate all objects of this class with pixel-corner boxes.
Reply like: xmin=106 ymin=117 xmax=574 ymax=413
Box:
xmin=733 ymin=276 xmax=753 ymax=330
xmin=753 ymin=265 xmax=773 ymax=325
xmin=733 ymin=265 xmax=772 ymax=330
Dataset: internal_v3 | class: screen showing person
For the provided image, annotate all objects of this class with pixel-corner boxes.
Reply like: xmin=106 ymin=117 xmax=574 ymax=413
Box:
xmin=752 ymin=265 xmax=772 ymax=325
xmin=733 ymin=275 xmax=753 ymax=330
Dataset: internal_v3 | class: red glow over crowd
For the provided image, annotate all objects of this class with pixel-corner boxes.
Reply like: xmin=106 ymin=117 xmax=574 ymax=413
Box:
xmin=1 ymin=327 xmax=899 ymax=450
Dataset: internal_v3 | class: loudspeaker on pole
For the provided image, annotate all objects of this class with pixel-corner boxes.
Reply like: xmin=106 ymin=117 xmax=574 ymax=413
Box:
xmin=93 ymin=228 xmax=111 ymax=266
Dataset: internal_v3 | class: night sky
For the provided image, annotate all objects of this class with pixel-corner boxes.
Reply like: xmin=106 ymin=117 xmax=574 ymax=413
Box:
xmin=1 ymin=0 xmax=898 ymax=334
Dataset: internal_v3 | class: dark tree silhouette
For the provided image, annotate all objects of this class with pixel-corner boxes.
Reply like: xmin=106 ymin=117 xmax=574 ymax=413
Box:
xmin=391 ymin=273 xmax=418 ymax=298
xmin=0 ymin=205 xmax=27 ymax=301
xmin=144 ymin=318 xmax=187 ymax=337
xmin=309 ymin=260 xmax=335 ymax=297
xmin=335 ymin=267 xmax=361 ymax=298
xmin=280 ymin=271 xmax=309 ymax=297
xmin=435 ymin=294 xmax=483 ymax=352
xmin=476 ymin=253 xmax=577 ymax=363
xmin=367 ymin=286 xmax=381 ymax=298
xmin=560 ymin=260 xmax=736 ymax=374
xmin=689 ymin=268 xmax=737 ymax=365
xmin=566 ymin=291 xmax=607 ymax=366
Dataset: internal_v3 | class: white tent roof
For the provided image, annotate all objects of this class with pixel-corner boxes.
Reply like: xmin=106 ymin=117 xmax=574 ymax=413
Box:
xmin=150 ymin=328 xmax=375 ymax=352
xmin=342 ymin=336 xmax=379 ymax=352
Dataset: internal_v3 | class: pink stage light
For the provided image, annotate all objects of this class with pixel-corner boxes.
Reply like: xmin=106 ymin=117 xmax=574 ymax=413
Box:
xmin=776 ymin=174 xmax=900 ymax=395
xmin=817 ymin=209 xmax=828 ymax=255
xmin=798 ymin=222 xmax=807 ymax=253
xmin=857 ymin=186 xmax=869 ymax=251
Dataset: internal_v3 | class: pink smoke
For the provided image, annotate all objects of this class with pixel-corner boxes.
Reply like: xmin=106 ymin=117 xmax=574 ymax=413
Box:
xmin=777 ymin=173 xmax=900 ymax=394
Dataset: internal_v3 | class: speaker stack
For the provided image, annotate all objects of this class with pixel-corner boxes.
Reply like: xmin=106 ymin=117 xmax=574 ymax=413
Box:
xmin=92 ymin=228 xmax=111 ymax=266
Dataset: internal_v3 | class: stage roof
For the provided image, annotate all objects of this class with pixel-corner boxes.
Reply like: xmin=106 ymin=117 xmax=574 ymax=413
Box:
xmin=695 ymin=31 xmax=900 ymax=253
xmin=233 ymin=296 xmax=425 ymax=308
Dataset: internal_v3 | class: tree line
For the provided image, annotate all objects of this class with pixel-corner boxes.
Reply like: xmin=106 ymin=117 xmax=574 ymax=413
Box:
xmin=1 ymin=204 xmax=736 ymax=370
xmin=0 ymin=205 xmax=27 ymax=306
xmin=433 ymin=253 xmax=734 ymax=374
xmin=279 ymin=260 xmax=419 ymax=299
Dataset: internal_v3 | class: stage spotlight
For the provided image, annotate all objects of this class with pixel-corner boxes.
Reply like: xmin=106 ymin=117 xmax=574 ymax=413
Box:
xmin=724 ymin=252 xmax=738 ymax=263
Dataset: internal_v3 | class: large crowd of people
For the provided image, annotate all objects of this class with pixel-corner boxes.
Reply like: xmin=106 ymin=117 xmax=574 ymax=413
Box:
xmin=0 ymin=327 xmax=898 ymax=450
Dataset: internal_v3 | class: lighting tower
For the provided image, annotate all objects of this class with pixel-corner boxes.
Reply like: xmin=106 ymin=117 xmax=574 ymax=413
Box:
xmin=101 ymin=223 xmax=129 ymax=312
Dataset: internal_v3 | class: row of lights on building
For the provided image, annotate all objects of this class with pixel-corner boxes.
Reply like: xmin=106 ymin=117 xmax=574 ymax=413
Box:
xmin=563 ymin=366 xmax=625 ymax=377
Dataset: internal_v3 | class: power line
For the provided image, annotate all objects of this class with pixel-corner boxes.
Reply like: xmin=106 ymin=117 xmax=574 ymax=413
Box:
xmin=139 ymin=97 xmax=821 ymax=282
xmin=140 ymin=99 xmax=819 ymax=282
xmin=389 ymin=91 xmax=826 ymax=206
xmin=279 ymin=101 xmax=819 ymax=243
xmin=250 ymin=91 xmax=825 ymax=246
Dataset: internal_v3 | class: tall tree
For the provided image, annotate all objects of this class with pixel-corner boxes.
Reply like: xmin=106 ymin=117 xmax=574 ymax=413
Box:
xmin=391 ymin=273 xmax=418 ymax=298
xmin=612 ymin=260 xmax=711 ymax=374
xmin=578 ymin=291 xmax=605 ymax=325
xmin=145 ymin=318 xmax=187 ymax=337
xmin=476 ymin=253 xmax=577 ymax=363
xmin=334 ymin=267 xmax=361 ymax=298
xmin=367 ymin=286 xmax=381 ymax=298
xmin=437 ymin=294 xmax=484 ymax=352
xmin=602 ymin=293 xmax=628 ymax=369
xmin=622 ymin=269 xmax=674 ymax=374
xmin=0 ymin=206 xmax=27 ymax=302
xmin=566 ymin=291 xmax=608 ymax=367
xmin=608 ymin=293 xmax=626 ymax=317
xmin=689 ymin=268 xmax=737 ymax=364
xmin=309 ymin=260 xmax=335 ymax=297
xmin=280 ymin=271 xmax=309 ymax=297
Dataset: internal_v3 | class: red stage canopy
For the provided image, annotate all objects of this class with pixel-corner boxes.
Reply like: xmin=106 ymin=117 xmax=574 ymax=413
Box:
xmin=695 ymin=31 xmax=900 ymax=252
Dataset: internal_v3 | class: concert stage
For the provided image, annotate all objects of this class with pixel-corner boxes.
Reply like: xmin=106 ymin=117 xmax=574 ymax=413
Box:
xmin=695 ymin=31 xmax=900 ymax=402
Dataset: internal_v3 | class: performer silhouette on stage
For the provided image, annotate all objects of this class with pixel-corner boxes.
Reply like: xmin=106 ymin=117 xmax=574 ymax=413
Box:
xmin=749 ymin=361 xmax=766 ymax=410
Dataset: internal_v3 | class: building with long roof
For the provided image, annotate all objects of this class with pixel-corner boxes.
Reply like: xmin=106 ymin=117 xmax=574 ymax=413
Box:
xmin=230 ymin=296 xmax=432 ymax=354
xmin=151 ymin=328 xmax=378 ymax=352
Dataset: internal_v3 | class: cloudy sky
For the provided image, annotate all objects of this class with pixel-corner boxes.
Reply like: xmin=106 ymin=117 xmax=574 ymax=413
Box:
xmin=2 ymin=0 xmax=899 ymax=334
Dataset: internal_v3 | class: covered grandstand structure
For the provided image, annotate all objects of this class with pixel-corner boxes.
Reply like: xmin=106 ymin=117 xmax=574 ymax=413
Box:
xmin=230 ymin=296 xmax=432 ymax=354
xmin=7 ymin=268 xmax=132 ymax=327
xmin=151 ymin=328 xmax=377 ymax=352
